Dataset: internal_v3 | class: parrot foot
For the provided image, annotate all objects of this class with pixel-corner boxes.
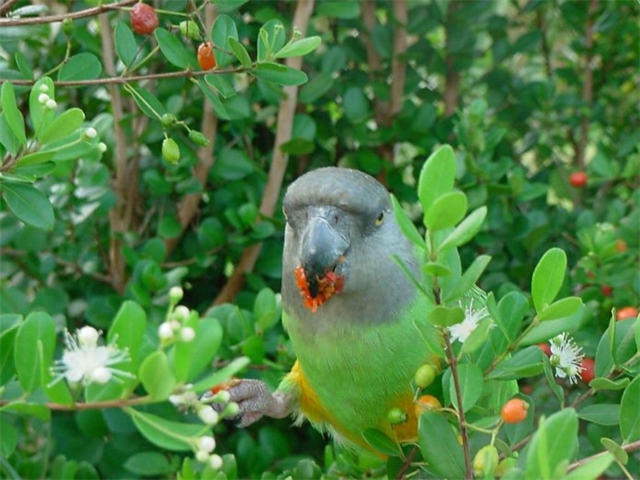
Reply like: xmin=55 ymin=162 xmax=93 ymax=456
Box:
xmin=202 ymin=379 xmax=293 ymax=427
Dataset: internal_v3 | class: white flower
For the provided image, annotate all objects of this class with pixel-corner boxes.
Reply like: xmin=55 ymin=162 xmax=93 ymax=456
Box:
xmin=50 ymin=328 xmax=133 ymax=386
xmin=549 ymin=333 xmax=584 ymax=384
xmin=447 ymin=301 xmax=491 ymax=343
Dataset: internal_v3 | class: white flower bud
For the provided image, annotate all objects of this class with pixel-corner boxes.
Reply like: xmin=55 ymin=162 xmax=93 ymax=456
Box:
xmin=212 ymin=390 xmax=231 ymax=403
xmin=174 ymin=305 xmax=190 ymax=322
xmin=77 ymin=326 xmax=99 ymax=347
xmin=97 ymin=142 xmax=107 ymax=152
xmin=223 ymin=402 xmax=240 ymax=417
xmin=90 ymin=366 xmax=112 ymax=384
xmin=158 ymin=322 xmax=174 ymax=340
xmin=169 ymin=286 xmax=184 ymax=303
xmin=198 ymin=407 xmax=219 ymax=426
xmin=209 ymin=454 xmax=223 ymax=470
xmin=170 ymin=320 xmax=181 ymax=331
xmin=39 ymin=84 xmax=49 ymax=93
xmin=84 ymin=127 xmax=97 ymax=139
xmin=180 ymin=327 xmax=195 ymax=342
xmin=38 ymin=93 xmax=50 ymax=104
xmin=195 ymin=450 xmax=210 ymax=463
xmin=45 ymin=99 xmax=57 ymax=109
xmin=198 ymin=436 xmax=216 ymax=453
xmin=169 ymin=394 xmax=183 ymax=405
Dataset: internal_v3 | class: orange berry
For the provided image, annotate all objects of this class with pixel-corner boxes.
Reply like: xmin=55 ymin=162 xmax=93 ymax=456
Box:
xmin=198 ymin=42 xmax=217 ymax=70
xmin=501 ymin=398 xmax=528 ymax=424
xmin=537 ymin=343 xmax=551 ymax=356
xmin=130 ymin=3 xmax=159 ymax=36
xmin=615 ymin=239 xmax=628 ymax=252
xmin=616 ymin=306 xmax=638 ymax=321
xmin=580 ymin=357 xmax=596 ymax=383
xmin=415 ymin=394 xmax=442 ymax=417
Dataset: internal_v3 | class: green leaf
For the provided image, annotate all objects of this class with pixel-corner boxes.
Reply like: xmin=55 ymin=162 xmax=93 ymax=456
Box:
xmin=391 ymin=195 xmax=425 ymax=249
xmin=429 ymin=305 xmax=465 ymax=327
xmin=254 ymin=288 xmax=280 ymax=332
xmin=124 ymin=452 xmax=173 ymax=476
xmin=538 ymin=297 xmax=583 ymax=322
xmin=448 ymin=363 xmax=484 ymax=413
xmin=187 ymin=317 xmax=223 ymax=381
xmin=488 ymin=346 xmax=544 ymax=380
xmin=1 ymin=82 xmax=27 ymax=146
xmin=422 ymin=262 xmax=452 ymax=277
xmin=210 ymin=14 xmax=238 ymax=67
xmin=577 ymin=404 xmax=620 ymax=426
xmin=228 ymin=36 xmax=252 ymax=67
xmin=425 ymin=191 xmax=467 ymax=231
xmin=418 ymin=145 xmax=456 ymax=213
xmin=589 ymin=377 xmax=629 ymax=391
xmin=14 ymin=312 xmax=56 ymax=394
xmin=275 ymin=36 xmax=321 ymax=58
xmin=362 ymin=428 xmax=401 ymax=457
xmin=0 ymin=418 xmax=18 ymax=457
xmin=438 ymin=206 xmax=487 ymax=252
xmin=418 ymin=411 xmax=465 ymax=479
xmin=127 ymin=85 xmax=166 ymax=119
xmin=600 ymin=438 xmax=628 ymax=465
xmin=127 ymin=408 xmax=210 ymax=451
xmin=114 ymin=22 xmax=138 ymax=67
xmin=620 ymin=375 xmax=640 ymax=442
xmin=257 ymin=20 xmax=286 ymax=62
xmin=565 ymin=452 xmax=613 ymax=480
xmin=85 ymin=380 xmax=124 ymax=403
xmin=0 ymin=401 xmax=51 ymax=420
xmin=155 ymin=28 xmax=195 ymax=69
xmin=343 ymin=87 xmax=369 ymax=124
xmin=192 ymin=356 xmax=250 ymax=393
xmin=16 ymin=150 xmax=55 ymax=166
xmin=108 ymin=300 xmax=146 ymax=369
xmin=525 ymin=409 xmax=578 ymax=480
xmin=204 ymin=73 xmax=236 ymax=98
xmin=139 ymin=350 xmax=176 ymax=400
xmin=29 ymin=77 xmax=55 ymax=140
xmin=542 ymin=355 xmax=564 ymax=404
xmin=443 ymin=254 xmax=491 ymax=302
xmin=2 ymin=182 xmax=54 ymax=230
xmin=196 ymin=79 xmax=229 ymax=120
xmin=253 ymin=62 xmax=308 ymax=86
xmin=460 ymin=317 xmax=494 ymax=354
xmin=40 ymin=108 xmax=85 ymax=144
xmin=58 ymin=53 xmax=102 ymax=81
xmin=531 ymin=248 xmax=567 ymax=313
xmin=0 ymin=112 xmax=23 ymax=156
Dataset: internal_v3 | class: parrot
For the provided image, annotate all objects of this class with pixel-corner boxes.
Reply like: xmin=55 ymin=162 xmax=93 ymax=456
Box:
xmin=211 ymin=167 xmax=438 ymax=451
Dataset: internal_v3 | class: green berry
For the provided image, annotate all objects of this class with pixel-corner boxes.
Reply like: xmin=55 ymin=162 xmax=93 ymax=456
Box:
xmin=414 ymin=364 xmax=436 ymax=389
xmin=386 ymin=407 xmax=408 ymax=425
xmin=179 ymin=20 xmax=200 ymax=40
xmin=162 ymin=138 xmax=180 ymax=164
xmin=473 ymin=445 xmax=499 ymax=477
xmin=160 ymin=113 xmax=177 ymax=128
xmin=189 ymin=129 xmax=210 ymax=147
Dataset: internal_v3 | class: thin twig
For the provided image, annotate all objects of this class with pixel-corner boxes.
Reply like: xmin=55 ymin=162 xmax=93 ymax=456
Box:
xmin=0 ymin=0 xmax=20 ymax=17
xmin=444 ymin=0 xmax=461 ymax=117
xmin=0 ymin=0 xmax=137 ymax=26
xmin=567 ymin=440 xmax=640 ymax=472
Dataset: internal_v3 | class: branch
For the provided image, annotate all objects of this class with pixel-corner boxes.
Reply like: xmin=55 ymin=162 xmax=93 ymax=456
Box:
xmin=575 ymin=0 xmax=598 ymax=169
xmin=388 ymin=0 xmax=407 ymax=120
xmin=444 ymin=1 xmax=461 ymax=117
xmin=99 ymin=13 xmax=130 ymax=293
xmin=567 ymin=440 xmax=640 ymax=473
xmin=165 ymin=3 xmax=219 ymax=257
xmin=0 ymin=66 xmax=245 ymax=87
xmin=361 ymin=0 xmax=385 ymax=125
xmin=213 ymin=0 xmax=316 ymax=305
xmin=443 ymin=331 xmax=473 ymax=479
xmin=0 ymin=0 xmax=20 ymax=17
xmin=0 ymin=0 xmax=138 ymax=26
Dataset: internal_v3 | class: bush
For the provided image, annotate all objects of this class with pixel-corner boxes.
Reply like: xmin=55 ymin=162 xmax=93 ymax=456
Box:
xmin=0 ymin=1 xmax=638 ymax=478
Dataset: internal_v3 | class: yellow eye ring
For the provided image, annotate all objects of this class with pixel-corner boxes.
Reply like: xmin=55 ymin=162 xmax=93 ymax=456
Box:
xmin=375 ymin=211 xmax=385 ymax=226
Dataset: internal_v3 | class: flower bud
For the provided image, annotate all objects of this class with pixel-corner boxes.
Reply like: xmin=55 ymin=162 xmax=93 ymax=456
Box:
xmin=209 ymin=454 xmax=223 ymax=470
xmin=162 ymin=137 xmax=180 ymax=164
xmin=198 ymin=436 xmax=216 ymax=453
xmin=223 ymin=402 xmax=240 ymax=417
xmin=38 ymin=84 xmax=49 ymax=93
xmin=189 ymin=129 xmax=210 ymax=147
xmin=198 ymin=407 xmax=220 ymax=426
xmin=174 ymin=305 xmax=191 ymax=322
xmin=38 ymin=93 xmax=50 ymax=104
xmin=169 ymin=286 xmax=184 ymax=303
xmin=195 ymin=450 xmax=209 ymax=462
xmin=45 ymin=99 xmax=57 ymax=109
xmin=160 ymin=113 xmax=177 ymax=128
xmin=180 ymin=327 xmax=196 ymax=342
xmin=83 ymin=127 xmax=98 ymax=139
xmin=158 ymin=322 xmax=174 ymax=340
xmin=97 ymin=142 xmax=107 ymax=152
xmin=179 ymin=20 xmax=201 ymax=40
xmin=77 ymin=326 xmax=100 ymax=347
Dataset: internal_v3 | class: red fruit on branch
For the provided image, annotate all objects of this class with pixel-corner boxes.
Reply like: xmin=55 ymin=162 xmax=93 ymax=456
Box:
xmin=569 ymin=171 xmax=588 ymax=188
xmin=130 ymin=3 xmax=159 ymax=35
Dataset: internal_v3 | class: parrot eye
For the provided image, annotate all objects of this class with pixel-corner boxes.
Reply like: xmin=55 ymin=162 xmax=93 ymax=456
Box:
xmin=375 ymin=211 xmax=385 ymax=226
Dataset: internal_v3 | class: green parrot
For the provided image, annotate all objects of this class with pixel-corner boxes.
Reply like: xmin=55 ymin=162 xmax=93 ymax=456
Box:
xmin=214 ymin=167 xmax=436 ymax=450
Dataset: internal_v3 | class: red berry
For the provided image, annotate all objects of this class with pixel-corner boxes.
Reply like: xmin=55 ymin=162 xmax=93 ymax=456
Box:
xmin=601 ymin=285 xmax=613 ymax=297
xmin=569 ymin=171 xmax=588 ymax=188
xmin=616 ymin=306 xmax=639 ymax=321
xmin=198 ymin=42 xmax=217 ymax=70
xmin=501 ymin=398 xmax=528 ymax=424
xmin=580 ymin=357 xmax=596 ymax=383
xmin=130 ymin=3 xmax=159 ymax=35
xmin=615 ymin=239 xmax=628 ymax=252
xmin=537 ymin=343 xmax=551 ymax=356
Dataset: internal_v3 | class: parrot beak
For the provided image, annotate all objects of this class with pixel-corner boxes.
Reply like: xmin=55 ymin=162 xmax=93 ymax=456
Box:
xmin=300 ymin=214 xmax=348 ymax=298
